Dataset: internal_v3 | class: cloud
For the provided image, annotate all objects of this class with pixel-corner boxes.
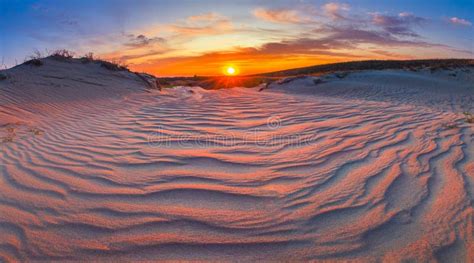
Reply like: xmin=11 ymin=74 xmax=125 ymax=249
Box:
xmin=124 ymin=34 xmax=165 ymax=48
xmin=368 ymin=49 xmax=412 ymax=59
xmin=323 ymin=2 xmax=350 ymax=20
xmin=104 ymin=12 xmax=235 ymax=65
xmin=109 ymin=49 xmax=170 ymax=62
xmin=449 ymin=17 xmax=472 ymax=26
xmin=98 ymin=32 xmax=170 ymax=64
xmin=101 ymin=8 xmax=466 ymax=76
xmin=167 ymin=12 xmax=234 ymax=36
xmin=249 ymin=39 xmax=358 ymax=57
xmin=168 ymin=21 xmax=233 ymax=36
xmin=253 ymin=8 xmax=309 ymax=24
xmin=128 ymin=22 xmax=447 ymax=76
xmin=313 ymin=24 xmax=441 ymax=49
xmin=187 ymin=12 xmax=223 ymax=22
xmin=371 ymin=12 xmax=425 ymax=37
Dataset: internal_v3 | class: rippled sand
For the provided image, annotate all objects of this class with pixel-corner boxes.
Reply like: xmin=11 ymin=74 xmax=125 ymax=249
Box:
xmin=0 ymin=59 xmax=473 ymax=261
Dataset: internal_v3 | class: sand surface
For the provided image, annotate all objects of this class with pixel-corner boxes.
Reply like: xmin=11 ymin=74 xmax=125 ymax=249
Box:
xmin=0 ymin=59 xmax=473 ymax=262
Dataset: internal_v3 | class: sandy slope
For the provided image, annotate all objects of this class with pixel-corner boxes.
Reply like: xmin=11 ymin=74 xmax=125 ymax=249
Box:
xmin=0 ymin=58 xmax=473 ymax=262
xmin=269 ymin=69 xmax=474 ymax=112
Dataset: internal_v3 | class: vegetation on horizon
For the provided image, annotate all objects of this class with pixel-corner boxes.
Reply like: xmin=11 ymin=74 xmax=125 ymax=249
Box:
xmin=255 ymin=59 xmax=474 ymax=77
xmin=20 ymin=49 xmax=130 ymax=72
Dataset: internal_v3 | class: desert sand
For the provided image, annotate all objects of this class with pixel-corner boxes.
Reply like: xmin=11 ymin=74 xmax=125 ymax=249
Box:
xmin=0 ymin=57 xmax=473 ymax=261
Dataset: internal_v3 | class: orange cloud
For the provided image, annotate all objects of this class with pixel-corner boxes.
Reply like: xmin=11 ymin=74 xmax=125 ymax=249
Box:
xmin=253 ymin=7 xmax=309 ymax=24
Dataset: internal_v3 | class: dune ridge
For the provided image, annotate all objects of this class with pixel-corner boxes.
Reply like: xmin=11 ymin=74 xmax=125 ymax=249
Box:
xmin=0 ymin=58 xmax=473 ymax=261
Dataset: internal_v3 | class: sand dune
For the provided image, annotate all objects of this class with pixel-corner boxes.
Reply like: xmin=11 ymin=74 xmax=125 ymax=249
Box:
xmin=0 ymin=58 xmax=473 ymax=261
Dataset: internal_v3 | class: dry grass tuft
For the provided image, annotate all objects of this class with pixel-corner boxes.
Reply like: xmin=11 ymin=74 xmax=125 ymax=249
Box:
xmin=1 ymin=136 xmax=14 ymax=143
xmin=24 ymin=50 xmax=44 ymax=66
xmin=99 ymin=60 xmax=129 ymax=71
xmin=24 ymin=59 xmax=43 ymax=66
xmin=1 ymin=125 xmax=16 ymax=143
xmin=80 ymin=52 xmax=95 ymax=63
xmin=335 ymin=72 xmax=349 ymax=79
xmin=51 ymin=49 xmax=75 ymax=60
xmin=28 ymin=128 xmax=43 ymax=136
xmin=443 ymin=123 xmax=459 ymax=129
xmin=463 ymin=112 xmax=474 ymax=124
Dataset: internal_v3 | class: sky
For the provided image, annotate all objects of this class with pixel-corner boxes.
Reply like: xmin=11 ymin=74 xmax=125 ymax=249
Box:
xmin=1 ymin=0 xmax=473 ymax=76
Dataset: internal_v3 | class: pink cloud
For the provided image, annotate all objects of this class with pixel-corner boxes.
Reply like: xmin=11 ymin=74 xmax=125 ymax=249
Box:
xmin=323 ymin=2 xmax=350 ymax=20
xmin=449 ymin=17 xmax=472 ymax=26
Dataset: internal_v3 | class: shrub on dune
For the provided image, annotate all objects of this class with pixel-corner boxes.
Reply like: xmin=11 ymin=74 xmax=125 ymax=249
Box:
xmin=335 ymin=72 xmax=349 ymax=79
xmin=443 ymin=123 xmax=459 ymax=129
xmin=24 ymin=50 xmax=44 ymax=66
xmin=51 ymin=49 xmax=75 ymax=60
xmin=24 ymin=59 xmax=43 ymax=66
xmin=80 ymin=52 xmax=94 ymax=64
xmin=464 ymin=112 xmax=474 ymax=123
xmin=99 ymin=60 xmax=129 ymax=71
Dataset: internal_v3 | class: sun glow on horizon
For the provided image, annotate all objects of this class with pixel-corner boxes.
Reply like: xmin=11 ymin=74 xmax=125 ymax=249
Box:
xmin=224 ymin=66 xmax=238 ymax=76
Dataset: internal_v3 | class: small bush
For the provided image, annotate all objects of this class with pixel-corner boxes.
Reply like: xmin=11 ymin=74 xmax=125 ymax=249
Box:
xmin=335 ymin=72 xmax=349 ymax=79
xmin=443 ymin=123 xmax=459 ymax=129
xmin=29 ymin=50 xmax=42 ymax=60
xmin=99 ymin=60 xmax=129 ymax=71
xmin=24 ymin=59 xmax=43 ymax=66
xmin=28 ymin=128 xmax=43 ymax=136
xmin=24 ymin=50 xmax=44 ymax=66
xmin=277 ymin=76 xmax=307 ymax=84
xmin=0 ymin=73 xmax=7 ymax=80
xmin=80 ymin=52 xmax=94 ymax=63
xmin=464 ymin=112 xmax=474 ymax=124
xmin=51 ymin=49 xmax=75 ymax=60
xmin=1 ymin=136 xmax=14 ymax=143
xmin=84 ymin=52 xmax=94 ymax=60
xmin=1 ymin=126 xmax=15 ymax=143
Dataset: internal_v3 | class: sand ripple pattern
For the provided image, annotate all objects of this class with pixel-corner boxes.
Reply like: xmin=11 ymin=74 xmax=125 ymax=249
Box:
xmin=0 ymin=87 xmax=473 ymax=262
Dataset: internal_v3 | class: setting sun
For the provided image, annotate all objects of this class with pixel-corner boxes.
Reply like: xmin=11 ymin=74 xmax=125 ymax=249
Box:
xmin=225 ymin=66 xmax=237 ymax=76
